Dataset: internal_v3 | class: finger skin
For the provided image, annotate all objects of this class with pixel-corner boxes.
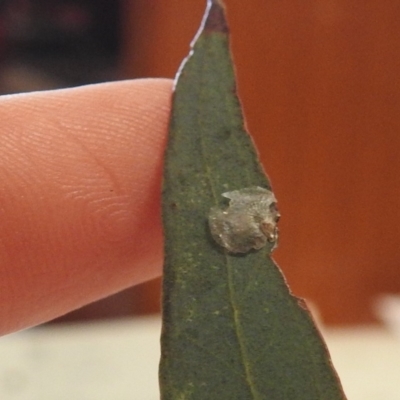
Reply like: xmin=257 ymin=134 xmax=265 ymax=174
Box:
xmin=0 ymin=79 xmax=173 ymax=335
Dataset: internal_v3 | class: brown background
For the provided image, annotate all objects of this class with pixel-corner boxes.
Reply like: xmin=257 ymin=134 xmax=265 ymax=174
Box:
xmin=121 ymin=0 xmax=400 ymax=324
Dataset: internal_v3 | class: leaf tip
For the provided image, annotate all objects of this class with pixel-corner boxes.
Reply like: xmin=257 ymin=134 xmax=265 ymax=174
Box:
xmin=204 ymin=0 xmax=229 ymax=34
xmin=212 ymin=0 xmax=226 ymax=7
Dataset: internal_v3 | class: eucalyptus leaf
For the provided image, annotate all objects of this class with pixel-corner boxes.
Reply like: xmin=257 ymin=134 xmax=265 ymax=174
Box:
xmin=159 ymin=1 xmax=347 ymax=399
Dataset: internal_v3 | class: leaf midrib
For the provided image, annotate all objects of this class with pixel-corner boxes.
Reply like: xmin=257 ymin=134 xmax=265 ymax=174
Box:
xmin=194 ymin=36 xmax=261 ymax=400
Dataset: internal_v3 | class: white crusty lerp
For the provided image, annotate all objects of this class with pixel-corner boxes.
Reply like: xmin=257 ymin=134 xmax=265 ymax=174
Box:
xmin=208 ymin=186 xmax=280 ymax=254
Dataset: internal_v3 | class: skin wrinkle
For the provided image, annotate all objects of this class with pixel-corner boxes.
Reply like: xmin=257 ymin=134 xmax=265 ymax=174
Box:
xmin=0 ymin=79 xmax=173 ymax=335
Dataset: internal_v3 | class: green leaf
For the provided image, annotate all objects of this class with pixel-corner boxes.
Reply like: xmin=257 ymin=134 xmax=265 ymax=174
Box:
xmin=159 ymin=1 xmax=347 ymax=399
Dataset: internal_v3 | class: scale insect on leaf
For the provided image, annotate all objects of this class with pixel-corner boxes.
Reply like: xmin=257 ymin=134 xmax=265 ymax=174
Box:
xmin=208 ymin=186 xmax=280 ymax=254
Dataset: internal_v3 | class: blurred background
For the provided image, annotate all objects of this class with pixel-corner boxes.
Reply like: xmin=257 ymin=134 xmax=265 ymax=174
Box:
xmin=0 ymin=0 xmax=399 ymax=326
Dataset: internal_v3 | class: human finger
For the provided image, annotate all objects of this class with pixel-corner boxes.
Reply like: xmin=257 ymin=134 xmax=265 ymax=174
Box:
xmin=0 ymin=79 xmax=172 ymax=335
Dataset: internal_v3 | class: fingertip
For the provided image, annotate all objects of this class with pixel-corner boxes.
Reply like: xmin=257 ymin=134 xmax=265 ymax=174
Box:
xmin=0 ymin=79 xmax=173 ymax=335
